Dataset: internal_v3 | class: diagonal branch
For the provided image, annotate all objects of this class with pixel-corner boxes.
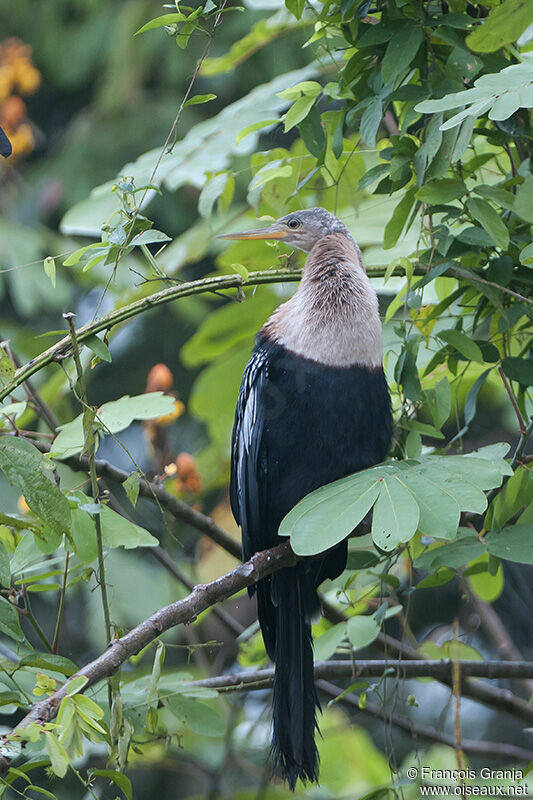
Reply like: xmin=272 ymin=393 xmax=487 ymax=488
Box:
xmin=3 ymin=541 xmax=296 ymax=748
xmin=29 ymin=438 xmax=533 ymax=724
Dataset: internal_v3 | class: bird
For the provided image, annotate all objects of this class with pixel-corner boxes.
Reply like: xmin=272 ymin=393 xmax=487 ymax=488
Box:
xmin=0 ymin=126 xmax=12 ymax=158
xmin=219 ymin=207 xmax=392 ymax=789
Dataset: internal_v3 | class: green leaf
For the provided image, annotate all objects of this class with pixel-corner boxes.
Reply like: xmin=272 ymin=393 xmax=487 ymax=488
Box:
xmin=514 ymin=178 xmax=533 ymax=223
xmin=98 ymin=393 xmax=176 ymax=433
xmin=487 ymin=525 xmax=533 ymax=564
xmin=198 ymin=173 xmax=230 ymax=218
xmin=383 ymin=187 xmax=416 ymax=249
xmin=0 ymin=350 xmax=14 ymax=390
xmin=347 ymin=616 xmax=380 ymax=651
xmin=399 ymin=467 xmax=461 ymax=540
xmin=501 ymin=357 xmax=533 ymax=386
xmin=414 ymin=535 xmax=486 ymax=571
xmin=283 ymin=94 xmax=316 ymax=132
xmin=314 ymin=623 xmax=347 ymax=660
xmin=469 ymin=554 xmax=504 ymax=601
xmin=20 ymin=653 xmax=77 ymax=676
xmin=89 ymin=770 xmax=132 ymax=800
xmin=382 ymin=26 xmax=422 ymax=86
xmin=277 ymin=81 xmax=322 ymax=101
xmin=148 ymin=642 xmax=165 ymax=708
xmin=167 ymin=694 xmax=225 ymax=737
xmin=123 ymin=472 xmax=140 ymax=507
xmin=298 ymin=105 xmax=326 ymax=160
xmin=451 ymin=369 xmax=491 ymax=442
xmin=130 ymin=230 xmax=171 ymax=246
xmin=0 ymin=597 xmax=23 ymax=642
xmin=474 ymin=185 xmax=515 ymax=211
xmin=466 ymin=197 xmax=509 ymax=250
xmin=0 ymin=541 xmax=10 ymax=588
xmin=281 ymin=471 xmax=382 ymax=556
xmin=0 ymin=437 xmax=71 ymax=535
xmin=489 ymin=466 xmax=533 ymax=532
xmin=64 ymin=675 xmax=89 ymax=697
xmin=52 ymin=393 xmax=176 ymax=458
xmin=235 ymin=119 xmax=279 ymax=146
xmin=135 ymin=13 xmax=185 ymax=35
xmin=438 ymin=329 xmax=484 ymax=363
xmin=359 ymin=97 xmax=383 ymax=147
xmin=285 ymin=0 xmax=305 ymax=20
xmin=45 ymin=733 xmax=69 ymax=778
xmin=424 ymin=378 xmax=451 ymax=429
xmin=43 ymin=256 xmax=56 ymax=288
xmin=466 ymin=0 xmax=533 ymax=53
xmin=416 ymin=179 xmax=466 ymax=204
xmin=184 ymin=93 xmax=216 ymax=108
xmin=371 ymin=475 xmax=419 ymax=551
xmin=519 ymin=243 xmax=533 ymax=265
xmin=357 ymin=164 xmax=390 ymax=192
xmin=85 ymin=335 xmax=111 ymax=363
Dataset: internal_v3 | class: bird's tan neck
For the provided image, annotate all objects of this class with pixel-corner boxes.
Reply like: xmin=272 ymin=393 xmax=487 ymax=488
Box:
xmin=263 ymin=234 xmax=383 ymax=369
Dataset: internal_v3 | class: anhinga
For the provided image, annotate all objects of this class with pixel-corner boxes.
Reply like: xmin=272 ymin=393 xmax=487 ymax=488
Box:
xmin=220 ymin=208 xmax=392 ymax=789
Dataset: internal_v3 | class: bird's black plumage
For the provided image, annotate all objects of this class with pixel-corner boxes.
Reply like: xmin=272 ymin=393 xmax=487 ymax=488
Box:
xmin=226 ymin=208 xmax=392 ymax=789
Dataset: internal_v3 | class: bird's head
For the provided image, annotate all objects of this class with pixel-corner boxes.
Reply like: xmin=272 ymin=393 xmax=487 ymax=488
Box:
xmin=217 ymin=207 xmax=352 ymax=253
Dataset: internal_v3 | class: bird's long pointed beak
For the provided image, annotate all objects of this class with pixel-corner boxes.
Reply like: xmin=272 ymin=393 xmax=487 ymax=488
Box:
xmin=217 ymin=222 xmax=287 ymax=241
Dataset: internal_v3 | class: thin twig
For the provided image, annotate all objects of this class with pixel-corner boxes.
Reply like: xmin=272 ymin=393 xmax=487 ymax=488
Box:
xmin=63 ymin=314 xmax=112 ymax=649
xmin=498 ymin=366 xmax=527 ymax=434
xmin=51 ymin=552 xmax=70 ymax=654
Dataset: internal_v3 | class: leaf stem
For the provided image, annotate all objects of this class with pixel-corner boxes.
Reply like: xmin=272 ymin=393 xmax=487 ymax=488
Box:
xmin=51 ymin=551 xmax=70 ymax=654
xmin=21 ymin=593 xmax=52 ymax=652
xmin=63 ymin=314 xmax=112 ymax=648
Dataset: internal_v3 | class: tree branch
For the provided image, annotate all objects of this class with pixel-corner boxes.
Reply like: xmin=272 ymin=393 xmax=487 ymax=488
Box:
xmin=0 ymin=262 xmax=423 ymax=404
xmin=317 ymin=680 xmax=533 ymax=763
xmin=3 ymin=541 xmax=296 ymax=748
xmin=181 ymin=659 xmax=533 ymax=691
xmin=31 ymin=441 xmax=242 ymax=560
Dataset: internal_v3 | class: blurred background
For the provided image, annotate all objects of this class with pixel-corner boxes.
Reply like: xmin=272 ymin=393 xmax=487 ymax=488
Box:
xmin=0 ymin=0 xmax=531 ymax=797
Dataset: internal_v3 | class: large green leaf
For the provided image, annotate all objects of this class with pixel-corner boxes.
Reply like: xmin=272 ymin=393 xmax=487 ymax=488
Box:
xmin=280 ymin=470 xmax=382 ymax=556
xmin=382 ymin=26 xmax=422 ymax=86
xmin=166 ymin=694 xmax=225 ymax=737
xmin=51 ymin=392 xmax=176 ymax=458
xmin=281 ymin=447 xmax=509 ymax=556
xmin=371 ymin=474 xmax=419 ymax=552
xmin=414 ymin=535 xmax=486 ymax=571
xmin=466 ymin=0 xmax=533 ymax=53
xmin=486 ymin=525 xmax=533 ymax=565
xmin=347 ymin=616 xmax=380 ymax=651
xmin=466 ymin=197 xmax=509 ymax=250
xmin=68 ymin=496 xmax=157 ymax=563
xmin=0 ymin=437 xmax=71 ymax=535
xmin=0 ymin=597 xmax=23 ymax=642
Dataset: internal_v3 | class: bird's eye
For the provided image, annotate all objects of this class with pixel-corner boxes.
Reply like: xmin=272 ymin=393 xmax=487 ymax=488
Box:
xmin=286 ymin=218 xmax=300 ymax=229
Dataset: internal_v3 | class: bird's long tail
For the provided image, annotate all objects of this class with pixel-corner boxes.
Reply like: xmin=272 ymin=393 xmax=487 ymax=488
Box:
xmin=269 ymin=566 xmax=320 ymax=790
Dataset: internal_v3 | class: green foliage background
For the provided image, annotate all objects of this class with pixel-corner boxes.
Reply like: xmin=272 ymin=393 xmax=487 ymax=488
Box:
xmin=0 ymin=0 xmax=532 ymax=797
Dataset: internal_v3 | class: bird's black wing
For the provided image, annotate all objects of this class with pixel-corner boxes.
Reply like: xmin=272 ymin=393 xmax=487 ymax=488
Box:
xmin=230 ymin=347 xmax=270 ymax=563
